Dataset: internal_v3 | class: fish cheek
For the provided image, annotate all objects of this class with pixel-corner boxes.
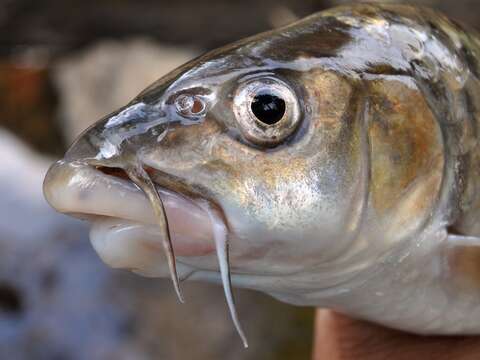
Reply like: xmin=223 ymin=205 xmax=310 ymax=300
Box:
xmin=141 ymin=115 xmax=225 ymax=174
xmin=301 ymin=70 xmax=355 ymax=139
xmin=299 ymin=70 xmax=368 ymax=238
xmin=366 ymin=76 xmax=444 ymax=239
xmin=209 ymin=72 xmax=362 ymax=242
xmin=200 ymin=70 xmax=369 ymax=259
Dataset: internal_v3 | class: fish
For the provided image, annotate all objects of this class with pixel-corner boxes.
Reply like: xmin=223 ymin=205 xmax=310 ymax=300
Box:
xmin=43 ymin=3 xmax=480 ymax=346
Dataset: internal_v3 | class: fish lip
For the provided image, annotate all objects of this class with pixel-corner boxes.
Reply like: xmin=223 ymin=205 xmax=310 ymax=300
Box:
xmin=43 ymin=159 xmax=217 ymax=257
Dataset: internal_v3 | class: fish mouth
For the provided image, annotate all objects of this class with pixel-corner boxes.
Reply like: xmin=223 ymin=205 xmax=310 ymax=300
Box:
xmin=43 ymin=160 xmax=217 ymax=258
xmin=44 ymin=159 xmax=249 ymax=347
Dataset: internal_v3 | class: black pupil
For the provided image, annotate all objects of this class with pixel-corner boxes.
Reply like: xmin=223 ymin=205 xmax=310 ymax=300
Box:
xmin=251 ymin=93 xmax=286 ymax=125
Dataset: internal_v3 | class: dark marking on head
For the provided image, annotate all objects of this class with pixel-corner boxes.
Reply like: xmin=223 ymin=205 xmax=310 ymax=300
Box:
xmin=461 ymin=45 xmax=480 ymax=79
xmin=363 ymin=64 xmax=411 ymax=77
xmin=252 ymin=16 xmax=354 ymax=62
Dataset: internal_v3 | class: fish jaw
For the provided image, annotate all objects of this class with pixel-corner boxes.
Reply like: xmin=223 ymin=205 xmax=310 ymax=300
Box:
xmin=43 ymin=160 xmax=217 ymax=264
xmin=44 ymin=157 xmax=250 ymax=345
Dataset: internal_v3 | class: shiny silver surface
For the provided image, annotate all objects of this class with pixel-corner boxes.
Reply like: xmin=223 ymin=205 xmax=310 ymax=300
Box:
xmin=44 ymin=3 xmax=480 ymax=338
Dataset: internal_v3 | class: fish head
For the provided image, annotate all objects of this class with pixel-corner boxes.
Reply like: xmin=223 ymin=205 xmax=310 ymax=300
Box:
xmin=43 ymin=6 xmax=444 ymax=306
xmin=43 ymin=14 xmax=369 ymax=299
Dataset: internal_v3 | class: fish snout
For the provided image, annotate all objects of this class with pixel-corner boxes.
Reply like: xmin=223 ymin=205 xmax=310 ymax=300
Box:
xmin=43 ymin=160 xmax=70 ymax=214
xmin=63 ymin=132 xmax=105 ymax=164
xmin=63 ymin=101 xmax=171 ymax=167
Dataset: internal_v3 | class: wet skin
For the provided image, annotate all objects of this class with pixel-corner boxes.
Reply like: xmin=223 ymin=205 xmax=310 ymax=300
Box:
xmin=44 ymin=3 xmax=480 ymax=345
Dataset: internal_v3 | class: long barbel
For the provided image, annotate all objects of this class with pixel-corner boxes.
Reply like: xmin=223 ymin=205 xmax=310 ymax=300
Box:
xmin=125 ymin=165 xmax=185 ymax=303
xmin=199 ymin=200 xmax=248 ymax=348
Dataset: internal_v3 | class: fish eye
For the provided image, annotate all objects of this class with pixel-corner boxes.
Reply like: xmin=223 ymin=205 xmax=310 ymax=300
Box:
xmin=233 ymin=77 xmax=301 ymax=146
xmin=175 ymin=94 xmax=206 ymax=119
xmin=251 ymin=92 xmax=286 ymax=125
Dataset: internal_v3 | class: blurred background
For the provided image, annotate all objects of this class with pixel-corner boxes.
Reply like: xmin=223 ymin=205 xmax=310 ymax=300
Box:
xmin=0 ymin=0 xmax=478 ymax=359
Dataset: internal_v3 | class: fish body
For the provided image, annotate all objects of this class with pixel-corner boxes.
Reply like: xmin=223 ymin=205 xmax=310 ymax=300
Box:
xmin=44 ymin=3 xmax=480 ymax=341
